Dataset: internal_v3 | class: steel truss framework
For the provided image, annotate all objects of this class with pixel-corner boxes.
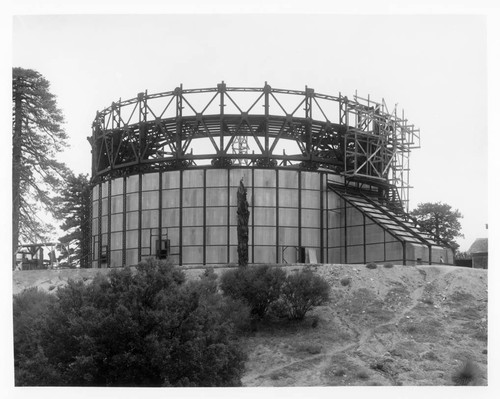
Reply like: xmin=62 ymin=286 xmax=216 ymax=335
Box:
xmin=89 ymin=83 xmax=420 ymax=211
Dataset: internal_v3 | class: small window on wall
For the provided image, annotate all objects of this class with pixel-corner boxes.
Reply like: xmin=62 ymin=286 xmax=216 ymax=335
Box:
xmin=298 ymin=247 xmax=306 ymax=263
xmin=156 ymin=239 xmax=170 ymax=259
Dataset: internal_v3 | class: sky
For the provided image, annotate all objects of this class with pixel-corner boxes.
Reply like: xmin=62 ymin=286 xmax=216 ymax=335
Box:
xmin=3 ymin=2 xmax=500 ymax=398
xmin=11 ymin=13 xmax=488 ymax=252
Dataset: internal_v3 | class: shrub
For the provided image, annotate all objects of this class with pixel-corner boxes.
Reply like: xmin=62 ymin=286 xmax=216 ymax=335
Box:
xmin=334 ymin=369 xmax=346 ymax=377
xmin=220 ymin=265 xmax=286 ymax=319
xmin=366 ymin=263 xmax=378 ymax=269
xmin=452 ymin=360 xmax=481 ymax=386
xmin=13 ymin=288 xmax=59 ymax=386
xmin=280 ymin=270 xmax=330 ymax=320
xmin=201 ymin=267 xmax=218 ymax=282
xmin=340 ymin=277 xmax=351 ymax=287
xmin=383 ymin=263 xmax=394 ymax=268
xmin=219 ymin=297 xmax=252 ymax=332
xmin=357 ymin=370 xmax=370 ymax=380
xmin=473 ymin=330 xmax=487 ymax=342
xmin=189 ymin=266 xmax=218 ymax=297
xmin=15 ymin=259 xmax=246 ymax=387
xmin=268 ymin=297 xmax=289 ymax=319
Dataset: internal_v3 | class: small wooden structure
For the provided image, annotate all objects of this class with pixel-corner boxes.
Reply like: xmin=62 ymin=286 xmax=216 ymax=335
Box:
xmin=468 ymin=238 xmax=488 ymax=269
xmin=15 ymin=243 xmax=59 ymax=270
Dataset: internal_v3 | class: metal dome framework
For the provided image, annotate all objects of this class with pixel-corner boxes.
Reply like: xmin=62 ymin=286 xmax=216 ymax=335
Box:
xmin=89 ymin=83 xmax=420 ymax=211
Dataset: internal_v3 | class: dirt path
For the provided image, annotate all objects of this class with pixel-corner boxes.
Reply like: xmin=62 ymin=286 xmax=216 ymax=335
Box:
xmin=241 ymin=264 xmax=487 ymax=386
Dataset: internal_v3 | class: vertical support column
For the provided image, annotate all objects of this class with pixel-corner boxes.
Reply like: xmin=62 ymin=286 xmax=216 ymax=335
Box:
xmin=227 ymin=168 xmax=231 ymax=263
xmin=275 ymin=169 xmax=280 ymax=263
xmin=122 ymin=178 xmax=127 ymax=266
xmin=137 ymin=92 xmax=147 ymax=264
xmin=138 ymin=174 xmax=142 ymax=264
xmin=319 ymin=172 xmax=324 ymax=264
xmin=175 ymin=85 xmax=183 ymax=160
xmin=110 ymin=101 xmax=121 ymax=171
xmin=158 ymin=171 xmax=163 ymax=260
xmin=363 ymin=213 xmax=366 ymax=264
xmin=97 ymin=183 xmax=102 ymax=268
xmin=148 ymin=228 xmax=152 ymax=258
xmin=251 ymin=168 xmax=255 ymax=263
xmin=298 ymin=170 xmax=302 ymax=251
xmin=179 ymin=170 xmax=183 ymax=266
xmin=339 ymin=94 xmax=347 ymax=125
xmin=340 ymin=95 xmax=349 ymax=175
xmin=344 ymin=199 xmax=347 ymax=264
xmin=325 ymin=177 xmax=329 ymax=264
xmin=353 ymin=131 xmax=358 ymax=175
xmin=107 ymin=180 xmax=112 ymax=266
xmin=218 ymin=82 xmax=225 ymax=156
xmin=264 ymin=83 xmax=270 ymax=160
xmin=203 ymin=169 xmax=207 ymax=265
xmin=138 ymin=91 xmax=147 ymax=164
xmin=305 ymin=87 xmax=314 ymax=163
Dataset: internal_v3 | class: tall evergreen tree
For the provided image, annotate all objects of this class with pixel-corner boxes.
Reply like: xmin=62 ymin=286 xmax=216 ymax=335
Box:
xmin=12 ymin=67 xmax=69 ymax=268
xmin=237 ymin=179 xmax=249 ymax=267
xmin=54 ymin=173 xmax=91 ymax=268
xmin=410 ymin=202 xmax=464 ymax=252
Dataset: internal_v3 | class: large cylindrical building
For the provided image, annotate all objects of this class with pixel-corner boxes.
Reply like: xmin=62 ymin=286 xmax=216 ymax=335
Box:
xmin=88 ymin=83 xmax=453 ymax=268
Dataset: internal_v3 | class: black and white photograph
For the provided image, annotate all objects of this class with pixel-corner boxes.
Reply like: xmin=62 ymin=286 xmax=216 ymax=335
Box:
xmin=3 ymin=1 xmax=497 ymax=397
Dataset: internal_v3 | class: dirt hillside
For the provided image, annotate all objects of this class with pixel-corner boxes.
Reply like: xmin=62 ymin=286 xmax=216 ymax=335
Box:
xmin=12 ymin=263 xmax=488 ymax=386
xmin=239 ymin=264 xmax=488 ymax=386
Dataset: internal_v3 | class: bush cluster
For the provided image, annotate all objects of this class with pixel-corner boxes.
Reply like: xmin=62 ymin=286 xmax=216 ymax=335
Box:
xmin=13 ymin=259 xmax=246 ymax=387
xmin=366 ymin=262 xmax=378 ymax=269
xmin=220 ymin=265 xmax=285 ymax=319
xmin=220 ymin=265 xmax=330 ymax=320
xmin=281 ymin=270 xmax=330 ymax=320
xmin=340 ymin=277 xmax=352 ymax=287
xmin=452 ymin=360 xmax=481 ymax=386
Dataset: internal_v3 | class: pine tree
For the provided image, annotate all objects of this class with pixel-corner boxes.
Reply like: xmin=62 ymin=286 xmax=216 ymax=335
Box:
xmin=410 ymin=202 xmax=464 ymax=252
xmin=12 ymin=67 xmax=69 ymax=268
xmin=54 ymin=173 xmax=91 ymax=268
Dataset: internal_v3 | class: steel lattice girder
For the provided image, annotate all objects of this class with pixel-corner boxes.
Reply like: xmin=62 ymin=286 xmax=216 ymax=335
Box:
xmin=88 ymin=83 xmax=420 ymax=207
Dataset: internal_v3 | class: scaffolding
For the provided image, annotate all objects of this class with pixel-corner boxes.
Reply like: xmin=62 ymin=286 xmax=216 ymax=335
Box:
xmin=231 ymin=128 xmax=251 ymax=166
xmin=90 ymin=83 xmax=420 ymax=212
xmin=341 ymin=92 xmax=420 ymax=212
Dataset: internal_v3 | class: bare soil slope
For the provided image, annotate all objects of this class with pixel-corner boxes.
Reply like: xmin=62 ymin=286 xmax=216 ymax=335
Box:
xmin=12 ymin=263 xmax=488 ymax=386
xmin=240 ymin=264 xmax=487 ymax=386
